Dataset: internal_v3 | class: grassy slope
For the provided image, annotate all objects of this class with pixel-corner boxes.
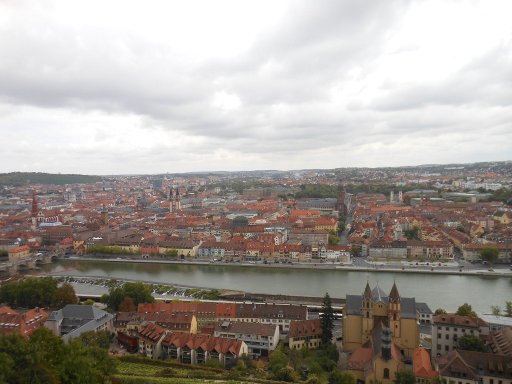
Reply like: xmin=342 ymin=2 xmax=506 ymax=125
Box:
xmin=114 ymin=357 xmax=283 ymax=384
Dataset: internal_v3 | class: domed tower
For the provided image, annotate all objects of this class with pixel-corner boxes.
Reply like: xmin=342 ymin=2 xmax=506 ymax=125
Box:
xmin=361 ymin=281 xmax=374 ymax=342
xmin=388 ymin=281 xmax=401 ymax=338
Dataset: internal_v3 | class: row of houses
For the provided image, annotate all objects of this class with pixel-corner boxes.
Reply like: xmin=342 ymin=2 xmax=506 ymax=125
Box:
xmin=134 ymin=301 xmax=308 ymax=333
xmin=368 ymin=240 xmax=454 ymax=261
xmin=80 ymin=233 xmax=351 ymax=263
xmin=198 ymin=241 xmax=351 ymax=263
xmin=134 ymin=318 xmax=323 ymax=365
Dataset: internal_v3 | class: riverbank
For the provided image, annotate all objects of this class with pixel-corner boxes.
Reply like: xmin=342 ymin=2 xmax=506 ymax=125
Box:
xmin=67 ymin=256 xmax=512 ymax=277
xmin=44 ymin=275 xmax=343 ymax=307
xmin=36 ymin=258 xmax=512 ymax=312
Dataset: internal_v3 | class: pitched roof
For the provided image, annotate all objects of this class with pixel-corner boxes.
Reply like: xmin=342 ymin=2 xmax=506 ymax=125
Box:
xmin=413 ymin=347 xmax=438 ymax=379
xmin=433 ymin=314 xmax=487 ymax=328
xmin=437 ymin=350 xmax=512 ymax=379
xmin=214 ymin=320 xmax=277 ymax=337
xmin=288 ymin=319 xmax=322 ymax=338
xmin=389 ymin=282 xmax=400 ymax=303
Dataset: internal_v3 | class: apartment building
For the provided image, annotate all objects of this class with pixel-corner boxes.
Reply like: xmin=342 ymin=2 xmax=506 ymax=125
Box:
xmin=431 ymin=314 xmax=489 ymax=357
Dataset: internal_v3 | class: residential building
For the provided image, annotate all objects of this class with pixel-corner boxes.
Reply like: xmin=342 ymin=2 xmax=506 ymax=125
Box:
xmin=137 ymin=322 xmax=167 ymax=359
xmin=161 ymin=332 xmax=247 ymax=367
xmin=487 ymin=327 xmax=512 ymax=357
xmin=479 ymin=314 xmax=512 ymax=332
xmin=431 ymin=314 xmax=489 ymax=357
xmin=288 ymin=319 xmax=322 ymax=350
xmin=0 ymin=306 xmax=48 ymax=337
xmin=416 ymin=302 xmax=434 ymax=325
xmin=435 ymin=350 xmax=512 ymax=384
xmin=234 ymin=302 xmax=307 ymax=334
xmin=45 ymin=304 xmax=113 ymax=343
xmin=213 ymin=320 xmax=279 ymax=357
xmin=115 ymin=311 xmax=197 ymax=335
xmin=369 ymin=240 xmax=408 ymax=261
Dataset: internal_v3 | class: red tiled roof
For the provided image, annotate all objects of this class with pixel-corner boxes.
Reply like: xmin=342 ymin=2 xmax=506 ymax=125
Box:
xmin=413 ymin=347 xmax=438 ymax=379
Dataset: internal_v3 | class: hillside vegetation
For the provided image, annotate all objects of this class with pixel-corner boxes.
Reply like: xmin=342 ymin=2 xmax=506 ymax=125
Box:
xmin=0 ymin=172 xmax=103 ymax=186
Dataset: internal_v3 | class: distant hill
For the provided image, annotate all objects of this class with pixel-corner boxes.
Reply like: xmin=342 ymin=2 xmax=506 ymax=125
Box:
xmin=0 ymin=172 xmax=103 ymax=186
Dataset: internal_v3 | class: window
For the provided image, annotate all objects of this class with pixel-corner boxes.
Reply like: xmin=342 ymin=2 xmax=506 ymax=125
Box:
xmin=384 ymin=369 xmax=390 ymax=379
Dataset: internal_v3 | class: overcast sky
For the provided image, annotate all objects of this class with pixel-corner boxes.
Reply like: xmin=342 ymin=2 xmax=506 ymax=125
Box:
xmin=0 ymin=0 xmax=511 ymax=175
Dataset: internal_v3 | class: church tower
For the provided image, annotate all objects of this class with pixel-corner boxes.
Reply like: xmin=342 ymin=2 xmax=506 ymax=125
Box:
xmin=169 ymin=187 xmax=175 ymax=213
xmin=361 ymin=281 xmax=374 ymax=342
xmin=175 ymin=188 xmax=181 ymax=210
xmin=337 ymin=184 xmax=347 ymax=216
xmin=31 ymin=191 xmax=38 ymax=230
xmin=388 ymin=282 xmax=401 ymax=338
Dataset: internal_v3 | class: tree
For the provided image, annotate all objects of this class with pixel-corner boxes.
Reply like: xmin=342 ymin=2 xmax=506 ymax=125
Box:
xmin=404 ymin=227 xmax=420 ymax=240
xmin=0 ymin=326 xmax=116 ymax=384
xmin=505 ymin=301 xmax=512 ymax=317
xmin=350 ymin=245 xmax=361 ymax=257
xmin=434 ymin=308 xmax=447 ymax=315
xmin=394 ymin=370 xmax=416 ymax=384
xmin=118 ymin=296 xmax=136 ymax=312
xmin=102 ymin=282 xmax=154 ymax=311
xmin=458 ymin=335 xmax=488 ymax=352
xmin=164 ymin=249 xmax=178 ymax=258
xmin=0 ymin=278 xmax=58 ymax=308
xmin=480 ymin=246 xmax=498 ymax=266
xmin=78 ymin=330 xmax=111 ymax=349
xmin=53 ymin=283 xmax=78 ymax=308
xmin=268 ymin=348 xmax=288 ymax=375
xmin=329 ymin=371 xmax=355 ymax=384
xmin=320 ymin=292 xmax=335 ymax=345
xmin=328 ymin=233 xmax=340 ymax=246
xmin=274 ymin=367 xmax=299 ymax=382
xmin=456 ymin=303 xmax=477 ymax=317
xmin=0 ymin=352 xmax=14 ymax=384
xmin=491 ymin=305 xmax=502 ymax=316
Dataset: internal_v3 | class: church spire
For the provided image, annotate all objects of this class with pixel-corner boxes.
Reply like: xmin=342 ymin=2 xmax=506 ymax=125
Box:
xmin=389 ymin=281 xmax=400 ymax=303
xmin=31 ymin=190 xmax=38 ymax=217
xmin=363 ymin=281 xmax=372 ymax=298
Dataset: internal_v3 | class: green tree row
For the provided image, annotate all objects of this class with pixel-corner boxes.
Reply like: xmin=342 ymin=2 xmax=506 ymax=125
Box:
xmin=101 ymin=282 xmax=155 ymax=311
xmin=490 ymin=301 xmax=512 ymax=317
xmin=0 ymin=278 xmax=78 ymax=308
xmin=86 ymin=245 xmax=137 ymax=255
xmin=0 ymin=328 xmax=115 ymax=384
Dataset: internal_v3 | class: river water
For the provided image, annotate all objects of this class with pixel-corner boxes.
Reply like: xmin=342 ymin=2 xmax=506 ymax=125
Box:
xmin=40 ymin=260 xmax=512 ymax=314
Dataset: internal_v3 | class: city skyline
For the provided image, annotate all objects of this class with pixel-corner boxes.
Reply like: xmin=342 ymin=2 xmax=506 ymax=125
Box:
xmin=1 ymin=0 xmax=511 ymax=174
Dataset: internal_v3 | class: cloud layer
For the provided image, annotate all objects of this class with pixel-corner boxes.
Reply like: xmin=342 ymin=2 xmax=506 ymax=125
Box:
xmin=0 ymin=0 xmax=511 ymax=174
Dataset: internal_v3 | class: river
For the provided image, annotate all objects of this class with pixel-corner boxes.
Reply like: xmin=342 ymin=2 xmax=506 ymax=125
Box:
xmin=40 ymin=260 xmax=512 ymax=314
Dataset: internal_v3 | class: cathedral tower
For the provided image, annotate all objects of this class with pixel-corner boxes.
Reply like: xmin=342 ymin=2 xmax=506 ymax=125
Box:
xmin=388 ymin=282 xmax=401 ymax=338
xmin=361 ymin=281 xmax=374 ymax=342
